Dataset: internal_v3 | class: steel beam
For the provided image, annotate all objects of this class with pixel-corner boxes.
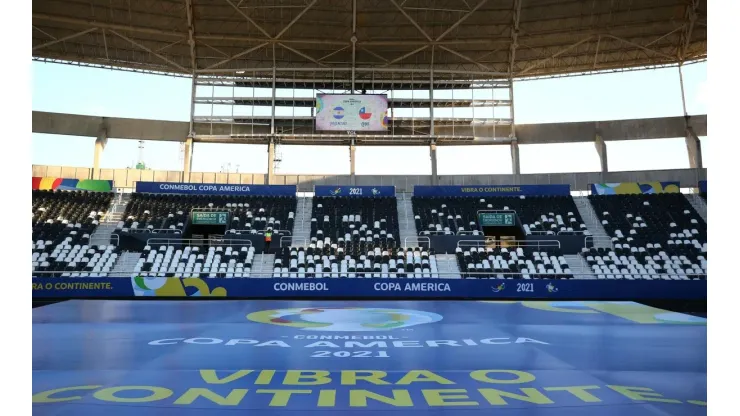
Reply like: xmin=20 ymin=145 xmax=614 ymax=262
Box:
xmin=202 ymin=43 xmax=269 ymax=70
xmin=32 ymin=28 xmax=97 ymax=51
xmin=225 ymin=0 xmax=273 ymax=39
xmin=108 ymin=30 xmax=189 ymax=72
xmin=275 ymin=0 xmax=318 ymax=40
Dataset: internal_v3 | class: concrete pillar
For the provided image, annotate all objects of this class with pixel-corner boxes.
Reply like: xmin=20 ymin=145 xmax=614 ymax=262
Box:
xmin=430 ymin=143 xmax=438 ymax=185
xmin=595 ymin=132 xmax=608 ymax=180
xmin=267 ymin=139 xmax=275 ymax=184
xmin=685 ymin=126 xmax=703 ymax=169
xmin=93 ymin=129 xmax=107 ymax=180
xmin=349 ymin=143 xmax=357 ymax=185
xmin=183 ymin=137 xmax=193 ymax=182
xmin=510 ymin=139 xmax=520 ymax=179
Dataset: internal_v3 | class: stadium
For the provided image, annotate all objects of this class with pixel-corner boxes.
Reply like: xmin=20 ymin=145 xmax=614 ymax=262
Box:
xmin=30 ymin=0 xmax=708 ymax=414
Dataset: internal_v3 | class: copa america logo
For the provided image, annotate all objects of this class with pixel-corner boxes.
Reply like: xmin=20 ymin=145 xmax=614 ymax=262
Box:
xmin=247 ymin=307 xmax=443 ymax=332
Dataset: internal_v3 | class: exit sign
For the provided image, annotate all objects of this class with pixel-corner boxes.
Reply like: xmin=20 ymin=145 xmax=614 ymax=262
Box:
xmin=192 ymin=211 xmax=228 ymax=225
xmin=478 ymin=212 xmax=516 ymax=227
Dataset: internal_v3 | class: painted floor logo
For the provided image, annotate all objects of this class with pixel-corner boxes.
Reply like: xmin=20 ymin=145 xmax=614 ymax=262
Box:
xmin=247 ymin=307 xmax=443 ymax=331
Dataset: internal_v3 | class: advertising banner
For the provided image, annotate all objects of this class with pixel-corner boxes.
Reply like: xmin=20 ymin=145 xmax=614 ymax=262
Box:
xmin=135 ymin=182 xmax=297 ymax=196
xmin=698 ymin=180 xmax=707 ymax=193
xmin=413 ymin=185 xmax=571 ymax=197
xmin=32 ymin=276 xmax=706 ymax=300
xmin=314 ymin=186 xmax=395 ymax=197
xmin=590 ymin=182 xmax=680 ymax=195
xmin=32 ymin=177 xmax=114 ymax=192
xmin=316 ymin=94 xmax=388 ymax=131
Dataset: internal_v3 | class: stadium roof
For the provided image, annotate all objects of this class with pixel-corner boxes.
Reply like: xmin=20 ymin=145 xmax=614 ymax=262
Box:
xmin=32 ymin=0 xmax=706 ymax=80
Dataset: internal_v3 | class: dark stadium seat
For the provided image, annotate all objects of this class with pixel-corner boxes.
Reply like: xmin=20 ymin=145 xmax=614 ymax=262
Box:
xmin=455 ymin=245 xmax=573 ymax=279
xmin=412 ymin=196 xmax=587 ymax=236
xmin=310 ymin=196 xmax=399 ymax=249
xmin=273 ymin=245 xmax=438 ymax=278
xmin=116 ymin=194 xmax=297 ymax=235
xmin=584 ymin=193 xmax=707 ymax=280
xmin=32 ymin=189 xmax=115 ymax=276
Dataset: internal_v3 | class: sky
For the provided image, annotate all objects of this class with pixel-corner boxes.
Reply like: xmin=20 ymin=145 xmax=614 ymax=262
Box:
xmin=31 ymin=61 xmax=707 ymax=175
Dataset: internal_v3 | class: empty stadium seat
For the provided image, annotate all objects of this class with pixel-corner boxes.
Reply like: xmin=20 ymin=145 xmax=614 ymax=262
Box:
xmin=274 ymin=245 xmax=439 ymax=278
xmin=455 ymin=245 xmax=573 ymax=279
xmin=32 ymin=189 xmax=115 ymax=276
xmin=585 ymin=193 xmax=707 ymax=280
xmin=116 ymin=193 xmax=297 ymax=236
xmin=412 ymin=196 xmax=587 ymax=236
xmin=135 ymin=244 xmax=259 ymax=278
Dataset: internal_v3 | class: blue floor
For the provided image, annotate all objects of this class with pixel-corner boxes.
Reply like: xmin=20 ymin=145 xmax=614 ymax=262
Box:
xmin=33 ymin=300 xmax=707 ymax=415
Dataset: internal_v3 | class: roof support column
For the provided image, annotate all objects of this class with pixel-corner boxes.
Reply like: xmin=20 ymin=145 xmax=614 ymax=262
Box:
xmin=510 ymin=138 xmax=520 ymax=183
xmin=93 ymin=128 xmax=107 ymax=180
xmin=429 ymin=46 xmax=435 ymax=137
xmin=594 ymin=129 xmax=608 ymax=181
xmin=678 ymin=65 xmax=703 ymax=170
xmin=350 ymin=140 xmax=357 ymax=185
xmin=183 ymin=136 xmax=193 ymax=182
xmin=267 ymin=138 xmax=275 ymax=184
xmin=685 ymin=118 xmax=703 ymax=169
xmin=430 ymin=142 xmax=438 ymax=185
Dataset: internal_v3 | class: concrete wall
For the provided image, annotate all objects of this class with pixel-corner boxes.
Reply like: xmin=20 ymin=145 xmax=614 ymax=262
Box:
xmin=32 ymin=165 xmax=707 ymax=192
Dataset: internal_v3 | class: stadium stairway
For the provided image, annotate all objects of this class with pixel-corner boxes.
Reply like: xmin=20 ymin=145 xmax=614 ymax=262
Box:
xmin=686 ymin=193 xmax=707 ymax=223
xmin=435 ymin=254 xmax=462 ymax=279
xmin=89 ymin=192 xmax=130 ymax=247
xmin=254 ymin=253 xmax=275 ymax=277
xmin=564 ymin=254 xmax=595 ymax=279
xmin=396 ymin=193 xmax=418 ymax=247
xmin=111 ymin=251 xmax=143 ymax=277
xmin=291 ymin=196 xmax=313 ymax=247
xmin=573 ymin=196 xmax=612 ymax=249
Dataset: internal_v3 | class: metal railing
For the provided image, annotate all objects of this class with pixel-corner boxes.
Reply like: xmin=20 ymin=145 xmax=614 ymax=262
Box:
xmin=584 ymin=235 xmax=614 ymax=249
xmin=404 ymin=236 xmax=431 ymax=248
xmin=145 ymin=237 xmax=253 ymax=249
xmin=31 ymin=270 xmax=707 ymax=279
xmin=285 ymin=236 xmax=307 ymax=247
xmin=89 ymin=233 xmax=120 ymax=247
xmin=457 ymin=239 xmax=561 ymax=250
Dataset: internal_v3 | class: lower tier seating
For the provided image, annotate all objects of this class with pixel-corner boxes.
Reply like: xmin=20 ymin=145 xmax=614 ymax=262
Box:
xmin=586 ymin=193 xmax=707 ymax=280
xmin=135 ymin=244 xmax=259 ymax=278
xmin=455 ymin=246 xmax=573 ymax=279
xmin=273 ymin=246 xmax=439 ymax=278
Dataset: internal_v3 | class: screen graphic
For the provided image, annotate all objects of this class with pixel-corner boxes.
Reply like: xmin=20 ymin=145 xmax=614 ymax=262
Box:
xmin=316 ymin=94 xmax=388 ymax=131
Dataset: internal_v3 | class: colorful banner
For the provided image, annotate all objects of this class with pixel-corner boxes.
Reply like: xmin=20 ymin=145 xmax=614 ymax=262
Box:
xmin=698 ymin=180 xmax=707 ymax=193
xmin=135 ymin=182 xmax=297 ymax=196
xmin=314 ymin=186 xmax=395 ymax=197
xmin=413 ymin=185 xmax=571 ymax=197
xmin=32 ymin=277 xmax=706 ymax=300
xmin=316 ymin=94 xmax=388 ymax=131
xmin=590 ymin=182 xmax=680 ymax=195
xmin=32 ymin=177 xmax=113 ymax=192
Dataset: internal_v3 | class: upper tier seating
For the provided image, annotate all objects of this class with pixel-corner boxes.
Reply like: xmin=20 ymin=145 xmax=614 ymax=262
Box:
xmin=455 ymin=245 xmax=573 ymax=279
xmin=32 ymin=189 xmax=114 ymax=275
xmin=135 ymin=244 xmax=259 ymax=278
xmin=273 ymin=245 xmax=439 ymax=278
xmin=412 ymin=196 xmax=588 ymax=236
xmin=584 ymin=193 xmax=707 ymax=280
xmin=116 ymin=194 xmax=297 ymax=235
xmin=309 ymin=196 xmax=400 ymax=249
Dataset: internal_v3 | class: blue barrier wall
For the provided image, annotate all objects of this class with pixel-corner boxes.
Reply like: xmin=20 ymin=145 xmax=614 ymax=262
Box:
xmin=32 ymin=277 xmax=707 ymax=300
xmin=314 ymin=185 xmax=395 ymax=197
xmin=135 ymin=182 xmax=296 ymax=196
xmin=414 ymin=185 xmax=571 ymax=197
